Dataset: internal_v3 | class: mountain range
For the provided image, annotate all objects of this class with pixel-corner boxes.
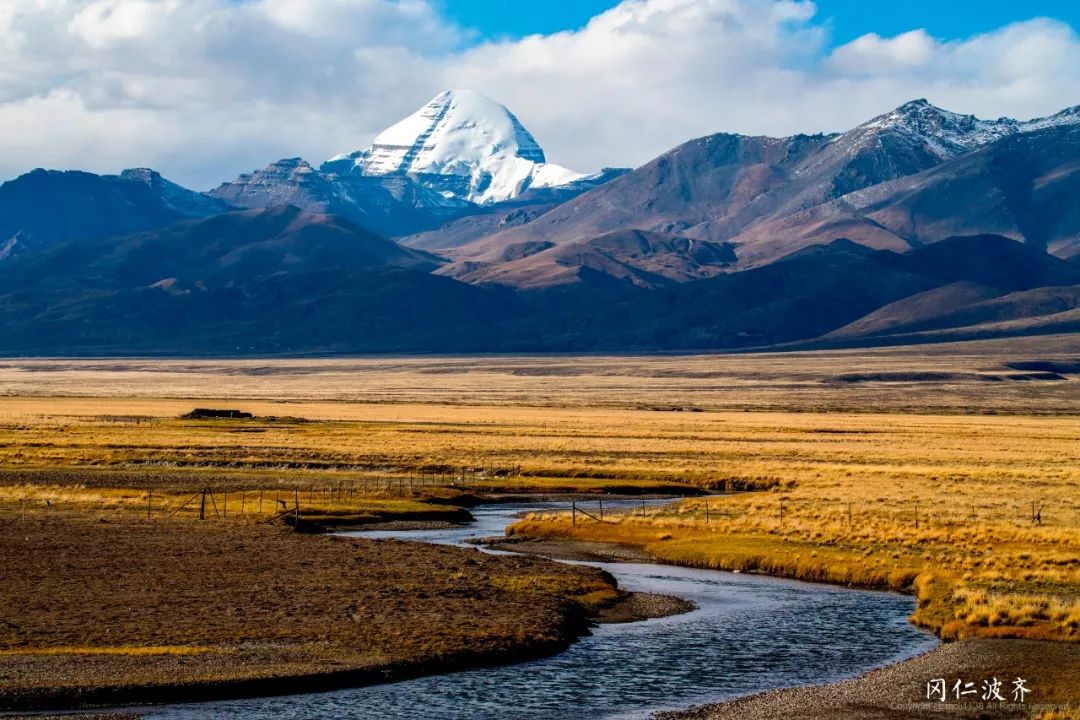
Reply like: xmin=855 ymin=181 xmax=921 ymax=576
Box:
xmin=1 ymin=91 xmax=1078 ymax=355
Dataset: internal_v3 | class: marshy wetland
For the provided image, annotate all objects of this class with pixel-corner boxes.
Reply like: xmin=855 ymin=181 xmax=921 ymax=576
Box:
xmin=0 ymin=335 xmax=1078 ymax=717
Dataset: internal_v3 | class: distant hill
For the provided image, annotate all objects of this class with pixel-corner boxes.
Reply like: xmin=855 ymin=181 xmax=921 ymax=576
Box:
xmin=0 ymin=206 xmax=510 ymax=354
xmin=2 ymin=96 xmax=1079 ymax=355
xmin=439 ymin=101 xmax=1080 ymax=287
xmin=0 ymin=168 xmax=229 ymax=260
xmin=2 ymin=225 xmax=1076 ymax=354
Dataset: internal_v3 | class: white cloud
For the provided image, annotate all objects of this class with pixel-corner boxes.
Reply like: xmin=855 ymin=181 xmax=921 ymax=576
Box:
xmin=69 ymin=0 xmax=178 ymax=48
xmin=0 ymin=0 xmax=1078 ymax=189
xmin=827 ymin=30 xmax=936 ymax=74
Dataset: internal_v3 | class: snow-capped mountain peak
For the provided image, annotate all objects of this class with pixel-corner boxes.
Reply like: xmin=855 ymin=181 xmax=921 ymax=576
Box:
xmin=322 ymin=90 xmax=587 ymax=205
xmin=855 ymin=99 xmax=1020 ymax=159
xmin=850 ymin=99 xmax=1080 ymax=161
xmin=369 ymin=89 xmax=547 ymax=168
xmin=1018 ymin=104 xmax=1080 ymax=133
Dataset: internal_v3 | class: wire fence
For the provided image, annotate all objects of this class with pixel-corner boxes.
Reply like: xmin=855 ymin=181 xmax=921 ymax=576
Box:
xmin=3 ymin=465 xmax=524 ymax=523
xmin=530 ymin=494 xmax=1080 ymax=531
xmin=5 ymin=466 xmax=1080 ymax=531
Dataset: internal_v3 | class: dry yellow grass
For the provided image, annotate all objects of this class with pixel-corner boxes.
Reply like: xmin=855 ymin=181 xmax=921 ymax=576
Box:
xmin=1 ymin=341 xmax=1077 ymax=649
xmin=0 ymin=334 xmax=1077 ymax=413
xmin=1 ymin=401 xmax=1077 ymax=496
xmin=511 ymin=474 xmax=1080 ymax=641
xmin=0 ymin=481 xmax=471 ymax=527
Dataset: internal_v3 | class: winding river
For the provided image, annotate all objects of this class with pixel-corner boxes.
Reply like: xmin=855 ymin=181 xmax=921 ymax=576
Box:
xmin=145 ymin=501 xmax=937 ymax=720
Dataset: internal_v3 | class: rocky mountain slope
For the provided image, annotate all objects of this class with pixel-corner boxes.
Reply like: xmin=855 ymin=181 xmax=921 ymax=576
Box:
xmin=0 ymin=168 xmax=229 ymax=261
xmin=2 ymin=223 xmax=1076 ymax=354
xmin=208 ymin=158 xmax=471 ymax=239
xmin=439 ymin=100 xmax=1080 ymax=286
xmin=1 ymin=96 xmax=1079 ymax=355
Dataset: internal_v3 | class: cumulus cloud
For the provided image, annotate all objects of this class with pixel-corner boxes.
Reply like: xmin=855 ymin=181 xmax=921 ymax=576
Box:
xmin=451 ymin=3 xmax=1080 ymax=171
xmin=0 ymin=0 xmax=455 ymax=186
xmin=826 ymin=30 xmax=937 ymax=74
xmin=0 ymin=0 xmax=1078 ymax=188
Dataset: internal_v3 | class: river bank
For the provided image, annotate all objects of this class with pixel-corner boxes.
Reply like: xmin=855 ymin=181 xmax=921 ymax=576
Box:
xmin=656 ymin=638 xmax=1079 ymax=720
xmin=135 ymin=504 xmax=932 ymax=720
xmin=499 ymin=530 xmax=1079 ymax=718
xmin=0 ymin=510 xmax=621 ymax=712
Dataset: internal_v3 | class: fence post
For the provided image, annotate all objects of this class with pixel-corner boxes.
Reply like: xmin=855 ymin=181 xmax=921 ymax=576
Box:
xmin=199 ymin=490 xmax=207 ymax=521
xmin=147 ymin=490 xmax=152 ymax=520
xmin=641 ymin=498 xmax=646 ymax=518
xmin=599 ymin=498 xmax=604 ymax=522
xmin=848 ymin=502 xmax=852 ymax=526
xmin=779 ymin=499 xmax=784 ymax=526
xmin=705 ymin=499 xmax=710 ymax=524
xmin=572 ymin=501 xmax=577 ymax=529
xmin=914 ymin=501 xmax=919 ymax=529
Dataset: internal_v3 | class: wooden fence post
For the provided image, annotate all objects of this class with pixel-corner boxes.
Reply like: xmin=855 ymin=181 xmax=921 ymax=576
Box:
xmin=572 ymin=501 xmax=577 ymax=529
xmin=705 ymin=499 xmax=710 ymax=524
xmin=147 ymin=490 xmax=152 ymax=520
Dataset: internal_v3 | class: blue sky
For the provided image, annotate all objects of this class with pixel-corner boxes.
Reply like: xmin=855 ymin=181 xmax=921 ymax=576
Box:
xmin=813 ymin=0 xmax=1080 ymax=45
xmin=443 ymin=0 xmax=1080 ymax=46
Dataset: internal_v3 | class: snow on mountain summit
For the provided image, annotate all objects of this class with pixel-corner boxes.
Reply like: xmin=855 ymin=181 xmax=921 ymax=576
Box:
xmin=850 ymin=99 xmax=1080 ymax=161
xmin=368 ymin=90 xmax=546 ymax=168
xmin=851 ymin=99 xmax=1021 ymax=160
xmin=322 ymin=90 xmax=587 ymax=204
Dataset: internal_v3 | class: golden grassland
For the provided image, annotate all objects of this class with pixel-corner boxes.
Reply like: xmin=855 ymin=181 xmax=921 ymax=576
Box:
xmin=506 ymin=403 xmax=1080 ymax=643
xmin=1 ymin=390 xmax=1076 ymax=646
xmin=0 ymin=337 xmax=1077 ymax=711
xmin=1 ymin=334 xmax=1078 ymax=413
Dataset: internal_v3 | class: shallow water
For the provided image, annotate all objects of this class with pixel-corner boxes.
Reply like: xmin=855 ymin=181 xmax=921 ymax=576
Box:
xmin=144 ymin=501 xmax=936 ymax=719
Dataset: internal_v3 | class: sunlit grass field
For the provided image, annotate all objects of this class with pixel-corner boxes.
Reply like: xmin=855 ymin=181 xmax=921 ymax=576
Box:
xmin=1 ymin=336 xmax=1077 ymax=650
